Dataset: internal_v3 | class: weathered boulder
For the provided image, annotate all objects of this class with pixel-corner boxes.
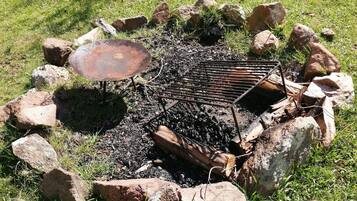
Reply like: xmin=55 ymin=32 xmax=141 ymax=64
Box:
xmin=194 ymin=0 xmax=217 ymax=9
xmin=303 ymin=73 xmax=355 ymax=108
xmin=32 ymin=64 xmax=70 ymax=89
xmin=11 ymin=134 xmax=59 ymax=172
xmin=181 ymin=182 xmax=246 ymax=201
xmin=93 ymin=178 xmax=181 ymax=201
xmin=41 ymin=168 xmax=89 ymax=201
xmin=321 ymin=28 xmax=335 ymax=41
xmin=315 ymin=97 xmax=336 ymax=147
xmin=5 ymin=89 xmax=56 ymax=129
xmin=219 ymin=4 xmax=245 ymax=25
xmin=43 ymin=38 xmax=72 ymax=66
xmin=237 ymin=117 xmax=321 ymax=195
xmin=74 ymin=27 xmax=103 ymax=46
xmin=112 ymin=16 xmax=148 ymax=32
xmin=0 ymin=105 xmax=10 ymax=123
xmin=151 ymin=2 xmax=170 ymax=25
xmin=246 ymin=2 xmax=286 ymax=32
xmin=304 ymin=42 xmax=340 ymax=81
xmin=251 ymin=30 xmax=279 ymax=55
xmin=173 ymin=5 xmax=201 ymax=27
xmin=288 ymin=24 xmax=318 ymax=50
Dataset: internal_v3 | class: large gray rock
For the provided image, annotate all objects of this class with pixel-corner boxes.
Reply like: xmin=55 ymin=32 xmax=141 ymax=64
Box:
xmin=288 ymin=24 xmax=318 ymax=50
xmin=74 ymin=27 xmax=103 ymax=46
xmin=237 ymin=117 xmax=321 ymax=195
xmin=303 ymin=73 xmax=355 ymax=108
xmin=42 ymin=38 xmax=72 ymax=66
xmin=304 ymin=42 xmax=341 ymax=80
xmin=247 ymin=2 xmax=286 ymax=32
xmin=93 ymin=178 xmax=181 ymax=201
xmin=251 ymin=30 xmax=279 ymax=55
xmin=41 ymin=168 xmax=89 ymax=201
xmin=181 ymin=182 xmax=246 ymax=201
xmin=151 ymin=2 xmax=170 ymax=25
xmin=31 ymin=64 xmax=69 ymax=89
xmin=112 ymin=16 xmax=148 ymax=32
xmin=219 ymin=4 xmax=245 ymax=25
xmin=11 ymin=134 xmax=59 ymax=172
xmin=5 ymin=89 xmax=57 ymax=129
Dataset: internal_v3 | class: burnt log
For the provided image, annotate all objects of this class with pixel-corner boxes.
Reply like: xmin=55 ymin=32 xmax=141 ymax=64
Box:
xmin=153 ymin=126 xmax=236 ymax=177
xmin=258 ymin=74 xmax=304 ymax=97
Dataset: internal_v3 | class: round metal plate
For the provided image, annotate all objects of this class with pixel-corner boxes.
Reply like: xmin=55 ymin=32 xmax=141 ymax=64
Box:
xmin=69 ymin=40 xmax=151 ymax=81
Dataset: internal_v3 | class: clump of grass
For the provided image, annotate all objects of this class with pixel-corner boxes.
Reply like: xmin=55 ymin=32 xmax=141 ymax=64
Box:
xmin=48 ymin=127 xmax=113 ymax=181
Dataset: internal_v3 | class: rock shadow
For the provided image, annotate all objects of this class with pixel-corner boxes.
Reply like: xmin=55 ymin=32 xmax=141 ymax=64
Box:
xmin=54 ymin=87 xmax=127 ymax=133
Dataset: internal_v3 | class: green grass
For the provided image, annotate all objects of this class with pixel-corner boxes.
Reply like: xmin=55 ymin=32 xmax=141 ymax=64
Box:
xmin=0 ymin=0 xmax=356 ymax=200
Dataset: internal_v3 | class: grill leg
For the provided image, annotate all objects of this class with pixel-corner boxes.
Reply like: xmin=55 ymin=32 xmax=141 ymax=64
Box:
xmin=159 ymin=98 xmax=168 ymax=117
xmin=100 ymin=81 xmax=107 ymax=101
xmin=279 ymin=66 xmax=288 ymax=99
xmin=131 ymin=77 xmax=137 ymax=91
xmin=231 ymin=107 xmax=242 ymax=142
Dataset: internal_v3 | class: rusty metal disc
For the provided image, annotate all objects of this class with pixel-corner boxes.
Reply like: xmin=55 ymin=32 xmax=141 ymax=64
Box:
xmin=69 ymin=40 xmax=151 ymax=81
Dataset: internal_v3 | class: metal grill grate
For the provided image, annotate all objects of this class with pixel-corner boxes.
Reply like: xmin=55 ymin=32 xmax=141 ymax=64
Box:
xmin=157 ymin=60 xmax=287 ymax=142
xmin=159 ymin=60 xmax=285 ymax=107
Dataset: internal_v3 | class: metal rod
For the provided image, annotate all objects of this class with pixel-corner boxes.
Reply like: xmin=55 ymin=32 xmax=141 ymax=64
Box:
xmin=131 ymin=77 xmax=137 ymax=90
xmin=279 ymin=65 xmax=288 ymax=99
xmin=158 ymin=95 xmax=231 ymax=107
xmin=231 ymin=107 xmax=242 ymax=142
xmin=158 ymin=97 xmax=168 ymax=116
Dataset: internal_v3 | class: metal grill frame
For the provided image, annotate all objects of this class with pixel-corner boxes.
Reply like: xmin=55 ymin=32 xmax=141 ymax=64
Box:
xmin=157 ymin=60 xmax=288 ymax=142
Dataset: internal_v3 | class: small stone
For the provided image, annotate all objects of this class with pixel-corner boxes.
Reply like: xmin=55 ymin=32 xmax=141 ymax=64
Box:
xmin=288 ymin=24 xmax=319 ymax=50
xmin=237 ymin=117 xmax=321 ymax=195
xmin=304 ymin=42 xmax=340 ymax=81
xmin=11 ymin=134 xmax=59 ymax=173
xmin=41 ymin=168 xmax=89 ymax=201
xmin=112 ymin=15 xmax=148 ymax=32
xmin=194 ymin=0 xmax=217 ymax=9
xmin=181 ymin=182 xmax=246 ymax=201
xmin=246 ymin=2 xmax=286 ymax=32
xmin=153 ymin=159 xmax=163 ymax=165
xmin=74 ymin=27 xmax=103 ymax=46
xmin=93 ymin=178 xmax=181 ymax=201
xmin=42 ymin=38 xmax=72 ymax=66
xmin=95 ymin=18 xmax=117 ymax=36
xmin=251 ymin=30 xmax=279 ymax=55
xmin=321 ymin=28 xmax=335 ymax=40
xmin=219 ymin=4 xmax=245 ymax=25
xmin=32 ymin=64 xmax=69 ymax=89
xmin=151 ymin=2 xmax=170 ymax=25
